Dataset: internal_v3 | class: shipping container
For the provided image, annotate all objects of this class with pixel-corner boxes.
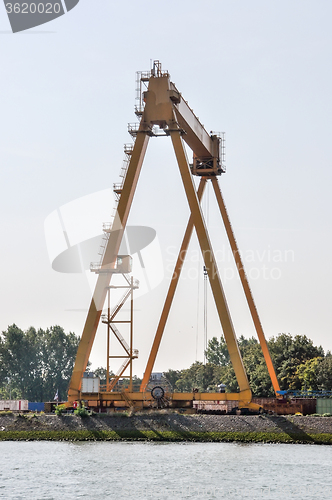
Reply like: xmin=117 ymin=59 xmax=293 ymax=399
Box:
xmin=316 ymin=398 xmax=332 ymax=415
xmin=28 ymin=402 xmax=45 ymax=412
xmin=193 ymin=400 xmax=238 ymax=413
xmin=253 ymin=397 xmax=316 ymax=415
xmin=81 ymin=377 xmax=100 ymax=393
xmin=0 ymin=400 xmax=29 ymax=411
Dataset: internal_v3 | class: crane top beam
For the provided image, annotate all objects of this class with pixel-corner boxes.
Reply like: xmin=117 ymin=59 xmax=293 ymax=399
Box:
xmin=141 ymin=70 xmax=224 ymax=175
xmin=170 ymin=82 xmax=216 ymax=159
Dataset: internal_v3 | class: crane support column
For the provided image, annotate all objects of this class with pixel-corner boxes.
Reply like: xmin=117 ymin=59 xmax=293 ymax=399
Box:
xmin=211 ymin=176 xmax=281 ymax=396
xmin=68 ymin=129 xmax=150 ymax=401
xmin=170 ymin=129 xmax=251 ymax=394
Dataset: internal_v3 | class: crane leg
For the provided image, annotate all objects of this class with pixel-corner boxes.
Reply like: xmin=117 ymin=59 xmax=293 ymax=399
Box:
xmin=170 ymin=130 xmax=251 ymax=394
xmin=211 ymin=177 xmax=281 ymax=396
xmin=68 ymin=131 xmax=150 ymax=402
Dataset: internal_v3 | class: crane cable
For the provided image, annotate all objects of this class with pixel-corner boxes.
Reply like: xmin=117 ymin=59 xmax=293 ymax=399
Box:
xmin=203 ymin=184 xmax=210 ymax=364
xmin=195 ymin=182 xmax=210 ymax=364
xmin=195 ymin=260 xmax=200 ymax=362
xmin=203 ymin=265 xmax=208 ymax=364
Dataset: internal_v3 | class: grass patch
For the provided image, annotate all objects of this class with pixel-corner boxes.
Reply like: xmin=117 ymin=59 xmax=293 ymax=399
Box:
xmin=1 ymin=429 xmax=332 ymax=444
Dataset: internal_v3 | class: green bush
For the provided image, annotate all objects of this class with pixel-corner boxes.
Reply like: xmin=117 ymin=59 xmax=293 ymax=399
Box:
xmin=55 ymin=404 xmax=66 ymax=416
xmin=74 ymin=406 xmax=89 ymax=418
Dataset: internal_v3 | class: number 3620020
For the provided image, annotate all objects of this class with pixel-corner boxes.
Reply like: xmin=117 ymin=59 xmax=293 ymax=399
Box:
xmin=5 ymin=3 xmax=62 ymax=14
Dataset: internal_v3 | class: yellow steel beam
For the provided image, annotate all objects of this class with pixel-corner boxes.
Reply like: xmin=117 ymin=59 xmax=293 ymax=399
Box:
xmin=108 ymin=359 xmax=131 ymax=392
xmin=80 ymin=390 xmax=253 ymax=403
xmin=172 ymin=390 xmax=252 ymax=402
xmin=170 ymin=82 xmax=215 ymax=158
xmin=68 ymin=129 xmax=150 ymax=401
xmin=170 ymin=129 xmax=251 ymax=394
xmin=211 ymin=177 xmax=281 ymax=396
xmin=140 ymin=177 xmax=207 ymax=391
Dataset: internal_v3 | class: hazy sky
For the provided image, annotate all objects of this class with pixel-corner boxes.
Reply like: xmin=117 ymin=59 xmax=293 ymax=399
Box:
xmin=1 ymin=1 xmax=332 ymax=377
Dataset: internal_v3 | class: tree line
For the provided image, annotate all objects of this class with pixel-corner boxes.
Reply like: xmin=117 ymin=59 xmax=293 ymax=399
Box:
xmin=96 ymin=333 xmax=332 ymax=397
xmin=0 ymin=324 xmax=79 ymax=402
xmin=163 ymin=333 xmax=332 ymax=396
xmin=1 ymin=324 xmax=332 ymax=401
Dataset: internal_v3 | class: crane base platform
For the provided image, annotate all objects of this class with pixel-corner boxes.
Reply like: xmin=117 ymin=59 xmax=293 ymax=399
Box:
xmin=68 ymin=391 xmax=262 ymax=414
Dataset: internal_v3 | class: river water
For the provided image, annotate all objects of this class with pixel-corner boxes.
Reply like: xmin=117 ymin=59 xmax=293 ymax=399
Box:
xmin=1 ymin=441 xmax=332 ymax=499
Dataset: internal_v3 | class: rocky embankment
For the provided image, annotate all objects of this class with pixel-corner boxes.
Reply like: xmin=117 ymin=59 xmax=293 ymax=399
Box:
xmin=1 ymin=412 xmax=332 ymax=444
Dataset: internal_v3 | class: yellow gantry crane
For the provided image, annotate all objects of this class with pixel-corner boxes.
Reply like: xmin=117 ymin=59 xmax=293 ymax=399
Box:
xmin=67 ymin=61 xmax=280 ymax=412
